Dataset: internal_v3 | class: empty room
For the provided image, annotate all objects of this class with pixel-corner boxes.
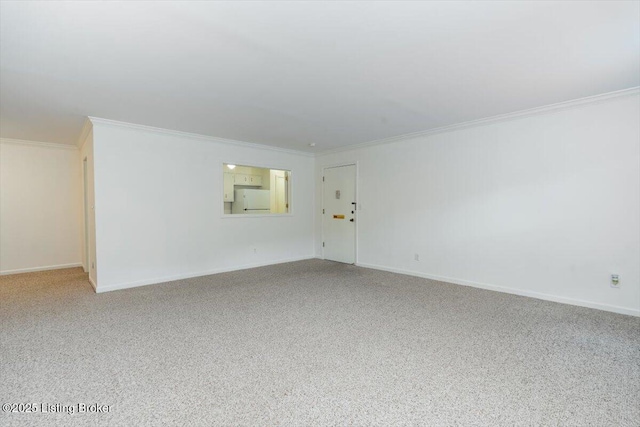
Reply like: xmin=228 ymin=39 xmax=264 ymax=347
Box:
xmin=1 ymin=1 xmax=639 ymax=426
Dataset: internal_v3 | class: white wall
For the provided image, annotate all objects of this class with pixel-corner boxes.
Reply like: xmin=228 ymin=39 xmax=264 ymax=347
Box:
xmin=316 ymin=93 xmax=640 ymax=316
xmin=0 ymin=140 xmax=82 ymax=274
xmin=91 ymin=120 xmax=315 ymax=292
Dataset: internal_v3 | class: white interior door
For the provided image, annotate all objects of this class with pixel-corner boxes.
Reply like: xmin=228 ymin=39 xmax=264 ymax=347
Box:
xmin=323 ymin=165 xmax=356 ymax=264
xmin=83 ymin=157 xmax=90 ymax=273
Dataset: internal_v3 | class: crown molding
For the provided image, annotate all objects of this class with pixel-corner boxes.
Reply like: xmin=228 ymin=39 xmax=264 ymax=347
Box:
xmin=317 ymin=86 xmax=640 ymax=156
xmin=0 ymin=138 xmax=78 ymax=151
xmin=77 ymin=118 xmax=93 ymax=149
xmin=87 ymin=117 xmax=315 ymax=157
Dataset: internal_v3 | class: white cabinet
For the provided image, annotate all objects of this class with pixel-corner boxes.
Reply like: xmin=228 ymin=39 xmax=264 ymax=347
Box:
xmin=223 ymin=173 xmax=234 ymax=202
xmin=234 ymin=174 xmax=262 ymax=186
xmin=249 ymin=175 xmax=263 ymax=186
xmin=235 ymin=174 xmax=249 ymax=185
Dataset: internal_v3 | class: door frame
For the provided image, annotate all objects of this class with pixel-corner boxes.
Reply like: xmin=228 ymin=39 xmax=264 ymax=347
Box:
xmin=321 ymin=161 xmax=358 ymax=264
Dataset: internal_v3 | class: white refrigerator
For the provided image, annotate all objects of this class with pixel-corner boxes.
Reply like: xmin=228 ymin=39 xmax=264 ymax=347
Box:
xmin=231 ymin=189 xmax=270 ymax=214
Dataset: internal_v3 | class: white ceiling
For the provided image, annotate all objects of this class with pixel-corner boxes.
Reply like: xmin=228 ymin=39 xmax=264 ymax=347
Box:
xmin=1 ymin=1 xmax=638 ymax=152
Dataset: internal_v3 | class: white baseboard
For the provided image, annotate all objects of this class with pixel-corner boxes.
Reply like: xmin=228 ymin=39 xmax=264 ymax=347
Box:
xmin=356 ymin=262 xmax=640 ymax=317
xmin=94 ymin=256 xmax=316 ymax=293
xmin=0 ymin=263 xmax=83 ymax=276
xmin=88 ymin=276 xmax=97 ymax=291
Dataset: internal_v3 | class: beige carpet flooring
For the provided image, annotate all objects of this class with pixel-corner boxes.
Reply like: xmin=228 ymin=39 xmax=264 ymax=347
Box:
xmin=1 ymin=260 xmax=639 ymax=426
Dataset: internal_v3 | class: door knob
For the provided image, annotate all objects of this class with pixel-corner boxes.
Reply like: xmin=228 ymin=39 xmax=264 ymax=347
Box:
xmin=350 ymin=218 xmax=354 ymax=222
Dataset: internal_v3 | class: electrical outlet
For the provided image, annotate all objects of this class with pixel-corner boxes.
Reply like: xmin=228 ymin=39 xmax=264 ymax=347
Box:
xmin=611 ymin=274 xmax=620 ymax=288
xmin=414 ymin=254 xmax=420 ymax=261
